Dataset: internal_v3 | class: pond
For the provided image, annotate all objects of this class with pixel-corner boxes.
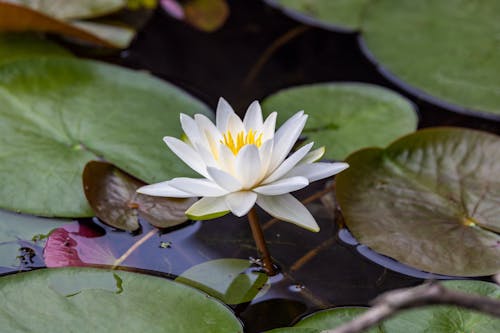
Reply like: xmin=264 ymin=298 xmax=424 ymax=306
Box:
xmin=0 ymin=1 xmax=499 ymax=333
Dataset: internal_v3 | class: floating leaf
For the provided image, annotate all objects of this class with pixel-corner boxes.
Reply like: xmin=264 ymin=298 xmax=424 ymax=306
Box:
xmin=0 ymin=2 xmax=134 ymax=48
xmin=336 ymin=128 xmax=500 ymax=276
xmin=83 ymin=161 xmax=195 ymax=231
xmin=43 ymin=223 xmax=116 ymax=267
xmin=161 ymin=0 xmax=229 ymax=32
xmin=5 ymin=0 xmax=128 ymax=20
xmin=383 ymin=280 xmax=500 ymax=332
xmin=361 ymin=0 xmax=500 ymax=117
xmin=0 ymin=57 xmax=211 ymax=217
xmin=0 ymin=32 xmax=71 ymax=66
xmin=0 ymin=267 xmax=243 ymax=332
xmin=262 ymin=83 xmax=417 ymax=160
xmin=176 ymin=258 xmax=269 ymax=305
xmin=268 ymin=0 xmax=370 ymax=31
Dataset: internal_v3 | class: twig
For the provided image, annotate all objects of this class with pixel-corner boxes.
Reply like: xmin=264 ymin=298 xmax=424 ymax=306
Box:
xmin=322 ymin=281 xmax=500 ymax=333
xmin=248 ymin=208 xmax=277 ymax=276
xmin=243 ymin=25 xmax=310 ymax=85
xmin=112 ymin=228 xmax=158 ymax=269
xmin=290 ymin=237 xmax=336 ymax=272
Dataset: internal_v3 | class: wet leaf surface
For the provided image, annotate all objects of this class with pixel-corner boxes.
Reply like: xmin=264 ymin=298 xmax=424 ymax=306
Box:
xmin=336 ymin=128 xmax=500 ymax=276
xmin=0 ymin=1 xmax=134 ymax=48
xmin=268 ymin=0 xmax=370 ymax=31
xmin=361 ymin=0 xmax=500 ymax=117
xmin=83 ymin=161 xmax=196 ymax=231
xmin=176 ymin=258 xmax=269 ymax=305
xmin=0 ymin=32 xmax=71 ymax=66
xmin=262 ymin=83 xmax=417 ymax=160
xmin=0 ymin=57 xmax=210 ymax=217
xmin=161 ymin=0 xmax=229 ymax=32
xmin=0 ymin=267 xmax=243 ymax=332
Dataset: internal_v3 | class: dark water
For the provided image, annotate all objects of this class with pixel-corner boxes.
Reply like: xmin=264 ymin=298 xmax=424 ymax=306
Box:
xmin=3 ymin=1 xmax=498 ymax=332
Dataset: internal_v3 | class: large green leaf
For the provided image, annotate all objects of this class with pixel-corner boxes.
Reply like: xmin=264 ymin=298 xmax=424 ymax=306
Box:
xmin=175 ymin=258 xmax=269 ymax=305
xmin=0 ymin=57 xmax=211 ymax=217
xmin=383 ymin=280 xmax=500 ymax=333
xmin=361 ymin=0 xmax=500 ymax=117
xmin=0 ymin=267 xmax=243 ymax=332
xmin=262 ymin=83 xmax=417 ymax=160
xmin=0 ymin=33 xmax=71 ymax=66
xmin=268 ymin=0 xmax=370 ymax=31
xmin=336 ymin=128 xmax=500 ymax=276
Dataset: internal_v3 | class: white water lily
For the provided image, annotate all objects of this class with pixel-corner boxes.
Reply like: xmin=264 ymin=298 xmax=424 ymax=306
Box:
xmin=137 ymin=98 xmax=349 ymax=232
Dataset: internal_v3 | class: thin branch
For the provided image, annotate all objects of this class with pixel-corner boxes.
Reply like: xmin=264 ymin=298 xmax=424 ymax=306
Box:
xmin=322 ymin=281 xmax=500 ymax=333
xmin=290 ymin=237 xmax=336 ymax=272
xmin=248 ymin=208 xmax=277 ymax=276
xmin=112 ymin=228 xmax=158 ymax=269
xmin=243 ymin=25 xmax=310 ymax=85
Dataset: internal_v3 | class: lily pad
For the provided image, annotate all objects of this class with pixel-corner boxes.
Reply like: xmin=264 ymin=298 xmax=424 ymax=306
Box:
xmin=83 ymin=161 xmax=195 ymax=231
xmin=5 ymin=0 xmax=127 ymax=20
xmin=383 ymin=280 xmax=500 ymax=333
xmin=0 ymin=57 xmax=211 ymax=217
xmin=176 ymin=258 xmax=269 ymax=305
xmin=0 ymin=2 xmax=134 ymax=48
xmin=267 ymin=0 xmax=370 ymax=31
xmin=262 ymin=82 xmax=418 ymax=160
xmin=336 ymin=128 xmax=500 ymax=276
xmin=0 ymin=267 xmax=243 ymax=332
xmin=0 ymin=33 xmax=71 ymax=66
xmin=360 ymin=0 xmax=500 ymax=118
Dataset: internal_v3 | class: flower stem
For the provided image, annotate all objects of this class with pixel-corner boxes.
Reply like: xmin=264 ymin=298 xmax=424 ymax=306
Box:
xmin=248 ymin=208 xmax=276 ymax=276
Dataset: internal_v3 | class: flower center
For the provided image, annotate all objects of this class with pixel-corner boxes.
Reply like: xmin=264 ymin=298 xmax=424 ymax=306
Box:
xmin=221 ymin=129 xmax=263 ymax=155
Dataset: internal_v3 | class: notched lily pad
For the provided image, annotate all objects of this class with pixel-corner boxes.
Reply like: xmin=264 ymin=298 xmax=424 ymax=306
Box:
xmin=336 ymin=127 xmax=500 ymax=276
xmin=83 ymin=161 xmax=195 ymax=231
xmin=175 ymin=258 xmax=269 ymax=305
xmin=262 ymin=82 xmax=418 ymax=160
xmin=0 ymin=267 xmax=243 ymax=333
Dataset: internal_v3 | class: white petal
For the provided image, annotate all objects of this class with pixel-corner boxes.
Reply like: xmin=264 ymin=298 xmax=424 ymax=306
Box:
xmin=217 ymin=144 xmax=236 ymax=174
xmin=268 ymin=112 xmax=307 ymax=172
xmin=225 ymin=191 xmax=257 ymax=217
xmin=193 ymin=142 xmax=218 ymax=169
xmin=257 ymin=194 xmax=319 ymax=232
xmin=300 ymin=147 xmax=325 ymax=164
xmin=207 ymin=167 xmax=242 ymax=192
xmin=186 ymin=197 xmax=229 ymax=220
xmin=258 ymin=139 xmax=274 ymax=176
xmin=235 ymin=145 xmax=262 ymax=188
xmin=262 ymin=112 xmax=277 ymax=141
xmin=216 ymin=97 xmax=235 ymax=132
xmin=286 ymin=162 xmax=349 ymax=182
xmin=136 ymin=181 xmax=193 ymax=198
xmin=194 ymin=113 xmax=223 ymax=157
xmin=226 ymin=112 xmax=245 ymax=135
xmin=263 ymin=142 xmax=313 ymax=184
xmin=243 ymin=101 xmax=263 ymax=131
xmin=169 ymin=178 xmax=228 ymax=197
xmin=180 ymin=113 xmax=201 ymax=145
xmin=163 ymin=136 xmax=208 ymax=178
xmin=253 ymin=176 xmax=308 ymax=195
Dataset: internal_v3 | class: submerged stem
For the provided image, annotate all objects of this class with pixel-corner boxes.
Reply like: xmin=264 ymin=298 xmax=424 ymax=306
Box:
xmin=248 ymin=208 xmax=277 ymax=276
xmin=112 ymin=228 xmax=158 ymax=269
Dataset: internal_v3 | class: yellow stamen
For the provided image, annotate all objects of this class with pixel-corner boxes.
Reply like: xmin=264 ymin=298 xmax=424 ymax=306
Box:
xmin=221 ymin=129 xmax=263 ymax=155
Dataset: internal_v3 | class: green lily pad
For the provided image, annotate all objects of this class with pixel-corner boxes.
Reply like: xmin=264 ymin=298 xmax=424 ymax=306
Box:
xmin=268 ymin=0 xmax=370 ymax=31
xmin=83 ymin=161 xmax=195 ymax=231
xmin=0 ymin=57 xmax=211 ymax=217
xmin=176 ymin=258 xmax=269 ymax=305
xmin=262 ymin=83 xmax=417 ymax=160
xmin=0 ymin=33 xmax=71 ymax=66
xmin=336 ymin=128 xmax=500 ymax=276
xmin=0 ymin=267 xmax=243 ymax=332
xmin=361 ymin=0 xmax=500 ymax=117
xmin=383 ymin=280 xmax=500 ymax=333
